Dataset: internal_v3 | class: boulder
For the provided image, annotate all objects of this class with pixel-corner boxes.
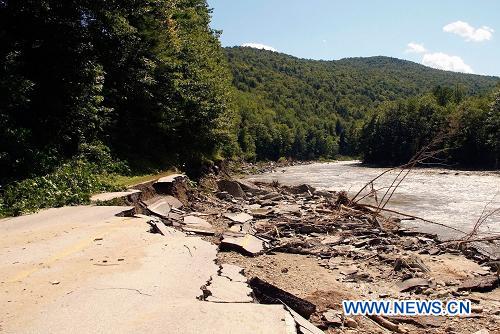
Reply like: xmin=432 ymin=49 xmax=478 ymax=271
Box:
xmin=217 ymin=179 xmax=246 ymax=198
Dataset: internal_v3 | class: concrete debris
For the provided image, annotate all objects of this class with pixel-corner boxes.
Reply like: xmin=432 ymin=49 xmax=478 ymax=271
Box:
xmin=146 ymin=198 xmax=172 ymax=218
xmin=394 ymin=255 xmax=430 ymax=273
xmin=322 ymin=309 xmax=342 ymax=326
xmin=249 ymin=277 xmax=316 ymax=318
xmin=282 ymin=304 xmax=323 ymax=334
xmin=90 ymin=189 xmax=141 ymax=203
xmin=220 ymin=264 xmax=248 ymax=283
xmin=163 ymin=195 xmax=183 ymax=209
xmin=458 ymin=276 xmax=499 ymax=292
xmin=285 ymin=184 xmax=316 ymax=195
xmin=220 ymin=234 xmax=264 ymax=256
xmin=217 ymin=179 xmax=246 ymax=198
xmin=223 ymin=212 xmax=253 ymax=223
xmin=147 ymin=218 xmax=172 ymax=236
xmin=155 ymin=173 xmax=186 ymax=184
xmin=205 ymin=275 xmax=253 ymax=303
xmin=182 ymin=215 xmax=214 ymax=235
xmin=396 ymin=278 xmax=430 ymax=292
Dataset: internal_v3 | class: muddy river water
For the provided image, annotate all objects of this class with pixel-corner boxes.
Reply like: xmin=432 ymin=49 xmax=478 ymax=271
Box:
xmin=247 ymin=161 xmax=500 ymax=245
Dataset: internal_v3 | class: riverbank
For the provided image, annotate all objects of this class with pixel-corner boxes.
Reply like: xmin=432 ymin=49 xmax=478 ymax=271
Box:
xmin=246 ymin=161 xmax=500 ymax=248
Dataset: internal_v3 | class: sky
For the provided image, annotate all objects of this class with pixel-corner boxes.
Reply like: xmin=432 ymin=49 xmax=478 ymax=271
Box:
xmin=207 ymin=0 xmax=500 ymax=77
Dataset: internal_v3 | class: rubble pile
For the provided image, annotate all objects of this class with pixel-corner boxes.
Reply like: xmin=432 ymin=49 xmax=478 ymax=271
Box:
xmin=126 ymin=174 xmax=499 ymax=334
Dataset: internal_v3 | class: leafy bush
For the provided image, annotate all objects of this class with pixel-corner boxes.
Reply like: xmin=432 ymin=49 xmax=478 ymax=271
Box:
xmin=0 ymin=159 xmax=117 ymax=216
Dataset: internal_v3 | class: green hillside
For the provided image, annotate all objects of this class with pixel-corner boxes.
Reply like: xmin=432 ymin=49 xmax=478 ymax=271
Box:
xmin=226 ymin=46 xmax=499 ymax=160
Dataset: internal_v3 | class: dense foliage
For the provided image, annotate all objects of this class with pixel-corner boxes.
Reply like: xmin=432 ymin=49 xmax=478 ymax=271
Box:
xmin=226 ymin=47 xmax=499 ymax=162
xmin=360 ymin=88 xmax=500 ymax=168
xmin=0 ymin=0 xmax=234 ymax=214
xmin=0 ymin=0 xmax=233 ymax=184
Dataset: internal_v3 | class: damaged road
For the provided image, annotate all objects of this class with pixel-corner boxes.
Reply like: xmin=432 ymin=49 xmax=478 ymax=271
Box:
xmin=2 ymin=170 xmax=499 ymax=334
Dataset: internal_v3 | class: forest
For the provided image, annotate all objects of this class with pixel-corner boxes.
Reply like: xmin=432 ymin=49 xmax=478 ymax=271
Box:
xmin=0 ymin=0 xmax=499 ymax=215
xmin=226 ymin=47 xmax=500 ymax=166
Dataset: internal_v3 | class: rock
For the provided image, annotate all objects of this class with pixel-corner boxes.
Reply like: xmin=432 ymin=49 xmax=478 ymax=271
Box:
xmin=397 ymin=278 xmax=430 ymax=292
xmin=394 ymin=255 xmax=430 ymax=273
xmin=260 ymin=192 xmax=282 ymax=201
xmin=287 ymin=184 xmax=316 ymax=195
xmin=344 ymin=317 xmax=358 ymax=328
xmin=321 ymin=235 xmax=343 ymax=245
xmin=458 ymin=275 xmax=499 ymax=292
xmin=182 ymin=216 xmax=213 ymax=235
xmin=220 ymin=233 xmax=264 ymax=256
xmin=313 ymin=190 xmax=335 ymax=198
xmin=340 ymin=267 xmax=358 ymax=276
xmin=224 ymin=212 xmax=253 ymax=223
xmin=217 ymin=179 xmax=246 ymax=198
xmin=236 ymin=179 xmax=263 ymax=195
xmin=249 ymin=277 xmax=316 ymax=318
xmin=428 ymin=247 xmax=440 ymax=255
xmin=250 ymin=207 xmax=274 ymax=218
xmin=471 ymin=306 xmax=483 ymax=313
xmin=50 ymin=280 xmax=60 ymax=285
xmin=322 ymin=309 xmax=342 ymax=326
xmin=276 ymin=204 xmax=301 ymax=215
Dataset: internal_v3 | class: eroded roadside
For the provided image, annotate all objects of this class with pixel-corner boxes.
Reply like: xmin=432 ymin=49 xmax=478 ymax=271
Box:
xmin=128 ymin=171 xmax=499 ymax=333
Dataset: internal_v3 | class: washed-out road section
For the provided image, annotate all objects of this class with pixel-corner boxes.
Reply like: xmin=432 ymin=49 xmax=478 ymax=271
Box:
xmin=0 ymin=205 xmax=295 ymax=333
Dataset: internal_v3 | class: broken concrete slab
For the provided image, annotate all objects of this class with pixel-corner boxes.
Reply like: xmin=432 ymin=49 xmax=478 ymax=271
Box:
xmin=224 ymin=212 xmax=253 ymax=223
xmin=146 ymin=199 xmax=172 ymax=218
xmin=320 ymin=235 xmax=342 ymax=245
xmin=282 ymin=304 xmax=323 ymax=334
xmin=276 ymin=204 xmax=301 ymax=215
xmin=182 ymin=216 xmax=214 ymax=235
xmin=228 ymin=222 xmax=253 ymax=235
xmin=251 ymin=207 xmax=274 ymax=218
xmin=163 ymin=195 xmax=183 ymax=209
xmin=155 ymin=173 xmax=186 ymax=184
xmin=249 ymin=277 xmax=316 ymax=318
xmin=90 ymin=189 xmax=141 ymax=203
xmin=205 ymin=275 xmax=253 ymax=303
xmin=220 ymin=233 xmax=265 ymax=256
xmin=397 ymin=277 xmax=430 ymax=292
xmin=217 ymin=179 xmax=246 ymax=198
xmin=458 ymin=276 xmax=499 ymax=292
xmin=220 ymin=264 xmax=247 ymax=283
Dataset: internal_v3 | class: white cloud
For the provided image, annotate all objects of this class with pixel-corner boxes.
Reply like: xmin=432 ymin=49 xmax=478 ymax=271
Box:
xmin=443 ymin=21 xmax=494 ymax=42
xmin=422 ymin=52 xmax=474 ymax=73
xmin=405 ymin=42 xmax=427 ymax=54
xmin=241 ymin=43 xmax=277 ymax=52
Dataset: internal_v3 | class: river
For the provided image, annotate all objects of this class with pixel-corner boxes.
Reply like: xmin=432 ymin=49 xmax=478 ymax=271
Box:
xmin=247 ymin=161 xmax=500 ymax=247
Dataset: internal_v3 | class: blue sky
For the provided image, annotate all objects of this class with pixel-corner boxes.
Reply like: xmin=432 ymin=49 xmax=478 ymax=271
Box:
xmin=207 ymin=0 xmax=500 ymax=77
